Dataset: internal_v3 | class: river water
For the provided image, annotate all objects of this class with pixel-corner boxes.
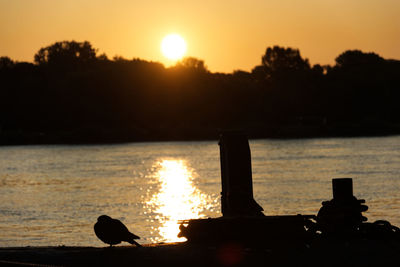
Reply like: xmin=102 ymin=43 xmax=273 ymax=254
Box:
xmin=0 ymin=136 xmax=399 ymax=247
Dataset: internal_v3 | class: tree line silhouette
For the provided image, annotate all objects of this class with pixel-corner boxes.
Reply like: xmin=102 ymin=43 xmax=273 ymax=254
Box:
xmin=1 ymin=40 xmax=399 ymax=144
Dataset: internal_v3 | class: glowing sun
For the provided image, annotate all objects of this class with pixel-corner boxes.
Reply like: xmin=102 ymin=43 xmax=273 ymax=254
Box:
xmin=161 ymin=34 xmax=187 ymax=60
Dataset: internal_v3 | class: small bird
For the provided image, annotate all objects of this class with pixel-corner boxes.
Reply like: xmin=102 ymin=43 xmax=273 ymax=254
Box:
xmin=94 ymin=215 xmax=142 ymax=247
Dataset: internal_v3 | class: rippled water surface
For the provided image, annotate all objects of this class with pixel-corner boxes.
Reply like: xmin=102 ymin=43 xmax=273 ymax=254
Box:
xmin=0 ymin=136 xmax=399 ymax=247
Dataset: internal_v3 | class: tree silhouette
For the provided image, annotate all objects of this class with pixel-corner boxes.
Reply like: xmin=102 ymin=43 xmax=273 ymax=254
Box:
xmin=324 ymin=50 xmax=391 ymax=123
xmin=1 ymin=41 xmax=400 ymax=144
xmin=335 ymin=50 xmax=384 ymax=68
xmin=34 ymin=41 xmax=97 ymax=68
xmin=175 ymin=57 xmax=208 ymax=72
xmin=0 ymin=56 xmax=14 ymax=69
xmin=260 ymin=46 xmax=311 ymax=79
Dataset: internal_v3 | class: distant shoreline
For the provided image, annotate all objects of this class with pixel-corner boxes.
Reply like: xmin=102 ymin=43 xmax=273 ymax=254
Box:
xmin=2 ymin=44 xmax=400 ymax=149
xmin=1 ymin=124 xmax=400 ymax=146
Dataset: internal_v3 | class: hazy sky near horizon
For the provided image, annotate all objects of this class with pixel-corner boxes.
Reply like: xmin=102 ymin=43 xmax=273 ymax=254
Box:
xmin=1 ymin=0 xmax=399 ymax=73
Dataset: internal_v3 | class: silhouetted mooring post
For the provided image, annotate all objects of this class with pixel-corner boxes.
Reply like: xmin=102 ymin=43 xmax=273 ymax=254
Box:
xmin=179 ymin=132 xmax=318 ymax=243
xmin=317 ymin=178 xmax=368 ymax=235
xmin=332 ymin=178 xmax=354 ymax=202
xmin=219 ymin=132 xmax=264 ymax=217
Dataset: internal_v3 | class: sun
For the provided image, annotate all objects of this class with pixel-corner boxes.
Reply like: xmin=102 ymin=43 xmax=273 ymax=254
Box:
xmin=161 ymin=34 xmax=187 ymax=61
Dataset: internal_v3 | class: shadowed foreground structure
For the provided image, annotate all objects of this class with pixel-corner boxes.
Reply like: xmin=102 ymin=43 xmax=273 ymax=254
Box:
xmin=1 ymin=240 xmax=400 ymax=267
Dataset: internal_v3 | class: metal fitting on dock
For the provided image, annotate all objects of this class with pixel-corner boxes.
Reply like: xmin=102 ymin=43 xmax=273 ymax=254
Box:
xmin=316 ymin=178 xmax=368 ymax=235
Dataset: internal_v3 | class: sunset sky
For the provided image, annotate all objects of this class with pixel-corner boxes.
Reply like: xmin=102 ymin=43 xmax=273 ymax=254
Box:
xmin=1 ymin=0 xmax=399 ymax=73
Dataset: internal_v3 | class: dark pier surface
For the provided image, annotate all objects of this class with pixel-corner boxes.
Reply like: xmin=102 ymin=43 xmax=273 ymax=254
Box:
xmin=1 ymin=239 xmax=400 ymax=267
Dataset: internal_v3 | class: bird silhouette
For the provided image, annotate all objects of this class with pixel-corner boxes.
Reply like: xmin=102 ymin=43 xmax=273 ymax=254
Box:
xmin=94 ymin=215 xmax=142 ymax=247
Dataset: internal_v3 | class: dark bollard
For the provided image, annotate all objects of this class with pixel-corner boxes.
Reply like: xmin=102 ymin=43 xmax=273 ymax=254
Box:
xmin=219 ymin=131 xmax=264 ymax=217
xmin=332 ymin=178 xmax=353 ymax=203
xmin=317 ymin=178 xmax=368 ymax=236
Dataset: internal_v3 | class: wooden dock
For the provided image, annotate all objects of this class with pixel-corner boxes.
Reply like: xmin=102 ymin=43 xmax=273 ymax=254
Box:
xmin=1 ymin=239 xmax=400 ymax=267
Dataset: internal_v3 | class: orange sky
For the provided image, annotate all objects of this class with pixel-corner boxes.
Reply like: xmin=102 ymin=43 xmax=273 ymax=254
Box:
xmin=1 ymin=0 xmax=399 ymax=73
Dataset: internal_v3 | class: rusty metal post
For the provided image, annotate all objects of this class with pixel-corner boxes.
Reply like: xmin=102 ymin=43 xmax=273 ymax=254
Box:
xmin=219 ymin=131 xmax=264 ymax=217
xmin=332 ymin=178 xmax=353 ymax=203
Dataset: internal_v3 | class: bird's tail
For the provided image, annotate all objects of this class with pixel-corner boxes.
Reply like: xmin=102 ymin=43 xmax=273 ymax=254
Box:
xmin=128 ymin=239 xmax=142 ymax=247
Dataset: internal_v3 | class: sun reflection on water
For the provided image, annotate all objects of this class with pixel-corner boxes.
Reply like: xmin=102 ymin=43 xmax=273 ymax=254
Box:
xmin=146 ymin=159 xmax=213 ymax=242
